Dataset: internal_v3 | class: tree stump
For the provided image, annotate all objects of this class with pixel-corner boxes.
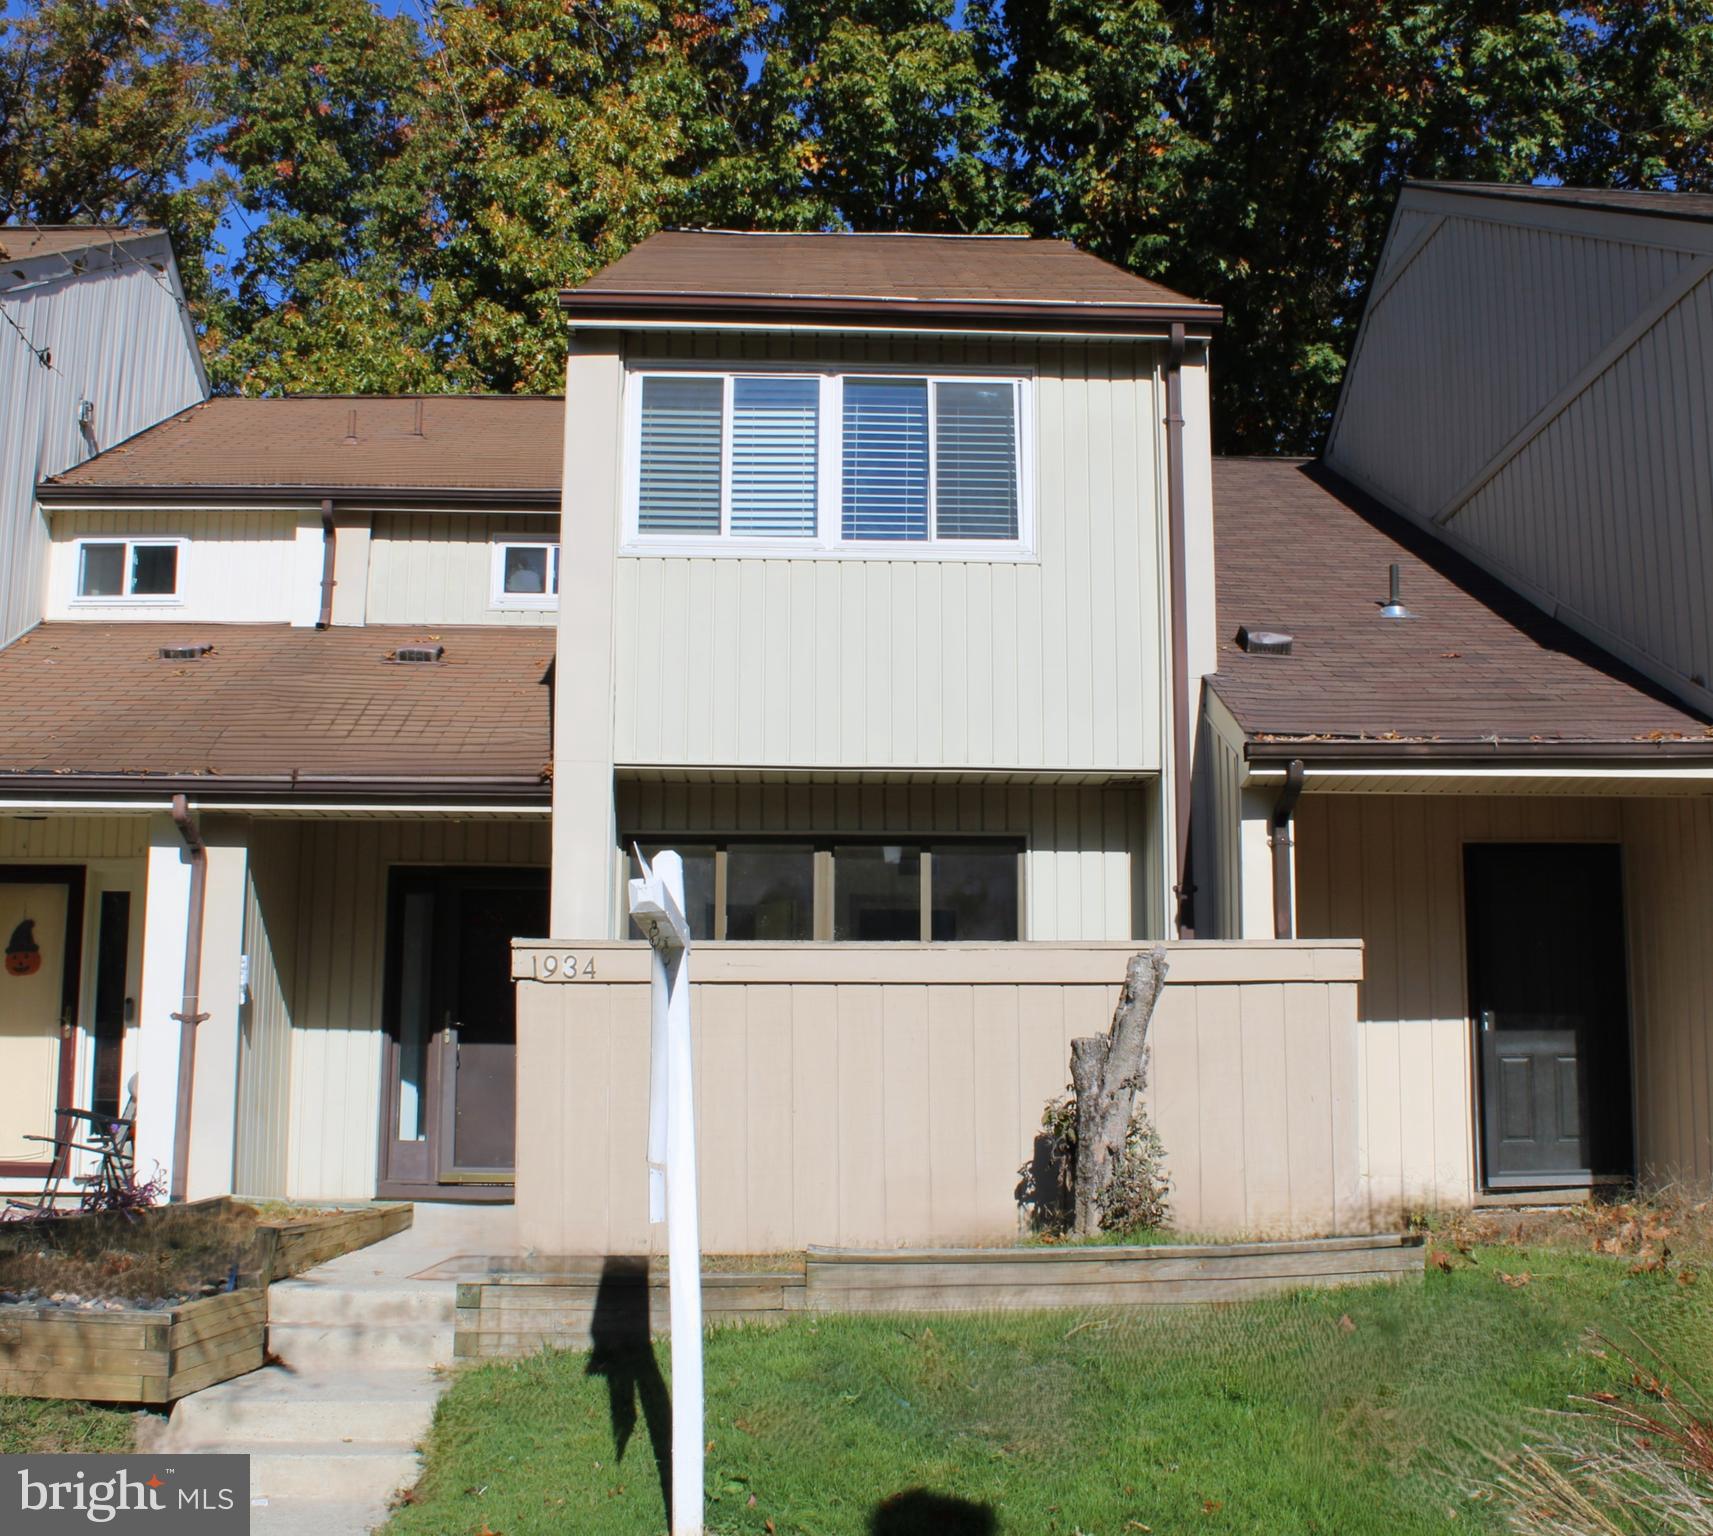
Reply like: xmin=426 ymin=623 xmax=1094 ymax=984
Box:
xmin=1069 ymin=946 xmax=1169 ymax=1235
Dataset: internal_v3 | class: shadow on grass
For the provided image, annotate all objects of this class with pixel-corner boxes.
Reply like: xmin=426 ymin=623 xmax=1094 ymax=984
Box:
xmin=585 ymin=1256 xmax=671 ymax=1521
xmin=871 ymin=1488 xmax=997 ymax=1534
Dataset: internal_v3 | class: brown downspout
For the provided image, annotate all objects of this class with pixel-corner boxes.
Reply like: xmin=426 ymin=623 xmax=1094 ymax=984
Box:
xmin=1164 ymin=322 xmax=1196 ymax=937
xmin=316 ymin=498 xmax=336 ymax=629
xmin=168 ymin=794 xmax=209 ymax=1202
xmin=1270 ymin=758 xmax=1306 ymax=940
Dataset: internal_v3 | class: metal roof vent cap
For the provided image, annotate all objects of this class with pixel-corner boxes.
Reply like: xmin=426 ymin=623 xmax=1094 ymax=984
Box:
xmin=390 ymin=643 xmax=445 ymax=664
xmin=1379 ymin=562 xmax=1412 ymax=619
xmin=1236 ymin=626 xmax=1293 ymax=657
xmin=158 ymin=642 xmax=213 ymax=661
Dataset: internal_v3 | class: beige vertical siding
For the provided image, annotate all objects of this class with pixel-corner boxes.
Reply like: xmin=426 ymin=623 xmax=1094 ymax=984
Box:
xmin=45 ymin=510 xmax=307 ymax=622
xmin=2 ymin=237 xmax=205 ymax=646
xmin=618 ymin=777 xmax=1158 ymax=941
xmin=1619 ymin=798 xmax=1713 ymax=1184
xmin=513 ymin=941 xmax=1364 ymax=1253
xmin=217 ymin=818 xmax=551 ymax=1201
xmin=1294 ymin=795 xmax=1635 ymax=1217
xmin=0 ymin=816 xmax=148 ymax=861
xmin=611 ymin=334 xmax=1166 ymax=773
xmin=1192 ymin=720 xmax=1244 ymax=940
xmin=233 ymin=825 xmax=299 ymax=1198
xmin=365 ymin=514 xmax=559 ymax=626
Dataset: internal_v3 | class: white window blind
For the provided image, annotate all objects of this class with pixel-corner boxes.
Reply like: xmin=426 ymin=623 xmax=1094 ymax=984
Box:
xmin=638 ymin=376 xmax=723 ymax=534
xmin=731 ymin=377 xmax=818 ymax=537
xmin=934 ymin=382 xmax=1018 ymax=539
xmin=842 ymin=378 xmax=929 ymax=541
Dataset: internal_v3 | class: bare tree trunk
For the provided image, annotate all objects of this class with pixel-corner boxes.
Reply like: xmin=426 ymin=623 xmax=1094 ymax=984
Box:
xmin=1070 ymin=947 xmax=1169 ymax=1235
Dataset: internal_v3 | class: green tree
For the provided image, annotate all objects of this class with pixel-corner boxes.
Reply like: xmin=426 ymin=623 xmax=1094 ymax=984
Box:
xmin=420 ymin=0 xmax=760 ymax=393
xmin=749 ymin=0 xmax=1009 ymax=231
xmin=975 ymin=0 xmax=1579 ymax=451
xmin=0 ymin=0 xmax=224 ymax=311
xmin=203 ymin=0 xmax=448 ymax=392
xmin=1564 ymin=1 xmax=1713 ymax=190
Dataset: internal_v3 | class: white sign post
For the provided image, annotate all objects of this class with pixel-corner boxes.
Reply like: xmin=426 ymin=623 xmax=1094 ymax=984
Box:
xmin=628 ymin=848 xmax=703 ymax=1536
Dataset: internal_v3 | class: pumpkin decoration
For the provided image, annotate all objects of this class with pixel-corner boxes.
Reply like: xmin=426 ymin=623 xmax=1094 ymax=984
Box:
xmin=5 ymin=917 xmax=41 ymax=978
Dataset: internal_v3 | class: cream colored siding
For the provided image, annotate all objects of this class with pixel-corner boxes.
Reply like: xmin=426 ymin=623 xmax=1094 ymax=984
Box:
xmin=1327 ymin=185 xmax=1713 ymax=710
xmin=612 ymin=334 xmax=1166 ymax=773
xmin=1291 ymin=794 xmax=1679 ymax=1217
xmin=1619 ymin=798 xmax=1713 ymax=1184
xmin=0 ymin=815 xmax=148 ymax=861
xmin=1193 ymin=718 xmax=1244 ymax=940
xmin=1 ymin=235 xmax=206 ymax=646
xmin=46 ymin=509 xmax=310 ymax=622
xmin=366 ymin=514 xmax=559 ymax=626
xmin=618 ymin=777 xmax=1159 ymax=940
xmin=233 ymin=826 xmax=297 ymax=1198
xmin=207 ymin=818 xmax=551 ymax=1201
xmin=514 ymin=940 xmax=1364 ymax=1252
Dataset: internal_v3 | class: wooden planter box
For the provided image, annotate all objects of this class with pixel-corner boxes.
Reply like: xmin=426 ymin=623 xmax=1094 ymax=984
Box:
xmin=0 ymin=1288 xmax=266 ymax=1404
xmin=252 ymin=1203 xmax=413 ymax=1286
xmin=804 ymin=1233 xmax=1427 ymax=1312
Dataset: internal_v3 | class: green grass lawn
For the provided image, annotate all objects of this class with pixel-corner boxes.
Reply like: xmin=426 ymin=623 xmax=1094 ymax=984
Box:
xmin=384 ymin=1245 xmax=1713 ymax=1536
xmin=0 ymin=1396 xmax=136 ymax=1455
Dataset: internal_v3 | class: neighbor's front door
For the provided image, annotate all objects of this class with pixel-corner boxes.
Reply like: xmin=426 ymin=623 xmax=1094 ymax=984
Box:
xmin=380 ymin=867 xmax=547 ymax=1197
xmin=1465 ymin=843 xmax=1633 ymax=1188
xmin=0 ymin=867 xmax=84 ymax=1177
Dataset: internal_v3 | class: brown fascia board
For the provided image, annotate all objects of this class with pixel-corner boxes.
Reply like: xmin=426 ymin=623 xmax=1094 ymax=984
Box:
xmin=35 ymin=482 xmax=562 ymax=508
xmin=1245 ymin=738 xmax=1713 ymax=764
xmin=558 ymin=290 xmax=1224 ymax=333
xmin=0 ymin=773 xmax=550 ymax=803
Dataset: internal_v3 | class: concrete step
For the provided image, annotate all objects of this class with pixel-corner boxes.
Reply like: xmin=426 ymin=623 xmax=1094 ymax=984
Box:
xmin=247 ymin=1444 xmax=423 ymax=1502
xmin=249 ymin=1497 xmax=392 ymax=1536
xmin=164 ymin=1367 xmax=442 ymax=1448
xmin=267 ymin=1281 xmax=455 ymax=1328
xmin=267 ymin=1321 xmax=455 ymax=1372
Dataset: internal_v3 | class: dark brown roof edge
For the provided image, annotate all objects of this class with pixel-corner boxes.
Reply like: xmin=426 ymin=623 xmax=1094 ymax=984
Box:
xmin=1404 ymin=179 xmax=1713 ymax=225
xmin=559 ymin=291 xmax=1223 ymax=331
xmin=1245 ymin=738 xmax=1713 ymax=764
xmin=37 ymin=483 xmax=562 ymax=507
xmin=0 ymin=773 xmax=550 ymax=802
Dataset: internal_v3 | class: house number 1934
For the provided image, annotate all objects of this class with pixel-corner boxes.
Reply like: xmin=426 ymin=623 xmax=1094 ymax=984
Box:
xmin=538 ymin=953 xmax=596 ymax=980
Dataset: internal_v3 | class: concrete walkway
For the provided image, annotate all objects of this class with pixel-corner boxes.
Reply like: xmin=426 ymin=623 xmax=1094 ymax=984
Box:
xmin=151 ymin=1203 xmax=516 ymax=1536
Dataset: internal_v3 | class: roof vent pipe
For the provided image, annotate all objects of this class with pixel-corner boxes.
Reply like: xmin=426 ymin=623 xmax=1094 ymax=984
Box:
xmin=1380 ymin=563 xmax=1411 ymax=619
xmin=411 ymin=399 xmax=425 ymax=437
xmin=343 ymin=409 xmax=358 ymax=444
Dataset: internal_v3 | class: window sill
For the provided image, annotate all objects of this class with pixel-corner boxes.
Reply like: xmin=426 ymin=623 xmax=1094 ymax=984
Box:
xmin=619 ymin=540 xmax=1040 ymax=564
xmin=68 ymin=596 xmax=185 ymax=607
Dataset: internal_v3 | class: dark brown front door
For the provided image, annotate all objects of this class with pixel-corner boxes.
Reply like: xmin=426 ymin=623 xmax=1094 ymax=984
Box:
xmin=380 ymin=867 xmax=547 ymax=1198
xmin=1465 ymin=844 xmax=1633 ymax=1188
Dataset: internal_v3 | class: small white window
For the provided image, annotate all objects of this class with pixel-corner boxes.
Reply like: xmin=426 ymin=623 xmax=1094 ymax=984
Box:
xmin=73 ymin=539 xmax=183 ymax=602
xmin=491 ymin=539 xmax=560 ymax=609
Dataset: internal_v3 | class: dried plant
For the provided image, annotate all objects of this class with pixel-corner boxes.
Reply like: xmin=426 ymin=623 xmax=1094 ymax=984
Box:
xmin=1490 ymin=1335 xmax=1713 ymax=1536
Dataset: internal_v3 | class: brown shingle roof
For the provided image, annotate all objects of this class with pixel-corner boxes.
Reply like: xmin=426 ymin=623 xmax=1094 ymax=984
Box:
xmin=41 ymin=396 xmax=564 ymax=502
xmin=1209 ymin=459 xmax=1713 ymax=759
xmin=0 ymin=224 xmax=162 ymax=263
xmin=0 ymin=623 xmax=552 ymax=797
xmin=1410 ymin=180 xmax=1713 ymax=224
xmin=563 ymin=231 xmax=1220 ymax=331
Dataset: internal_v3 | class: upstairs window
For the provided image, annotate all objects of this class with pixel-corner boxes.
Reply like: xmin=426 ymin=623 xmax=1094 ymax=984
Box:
xmin=74 ymin=539 xmax=181 ymax=602
xmin=628 ymin=369 xmax=1029 ymax=555
xmin=491 ymin=538 xmax=560 ymax=609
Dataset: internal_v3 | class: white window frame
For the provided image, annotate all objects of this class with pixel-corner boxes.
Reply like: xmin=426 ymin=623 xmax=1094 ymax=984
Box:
xmin=489 ymin=536 xmax=560 ymax=610
xmin=69 ymin=536 xmax=187 ymax=606
xmin=621 ymin=362 xmax=1036 ymax=560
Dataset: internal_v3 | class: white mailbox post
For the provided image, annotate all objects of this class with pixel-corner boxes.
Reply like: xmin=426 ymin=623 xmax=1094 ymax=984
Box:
xmin=628 ymin=848 xmax=704 ymax=1536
